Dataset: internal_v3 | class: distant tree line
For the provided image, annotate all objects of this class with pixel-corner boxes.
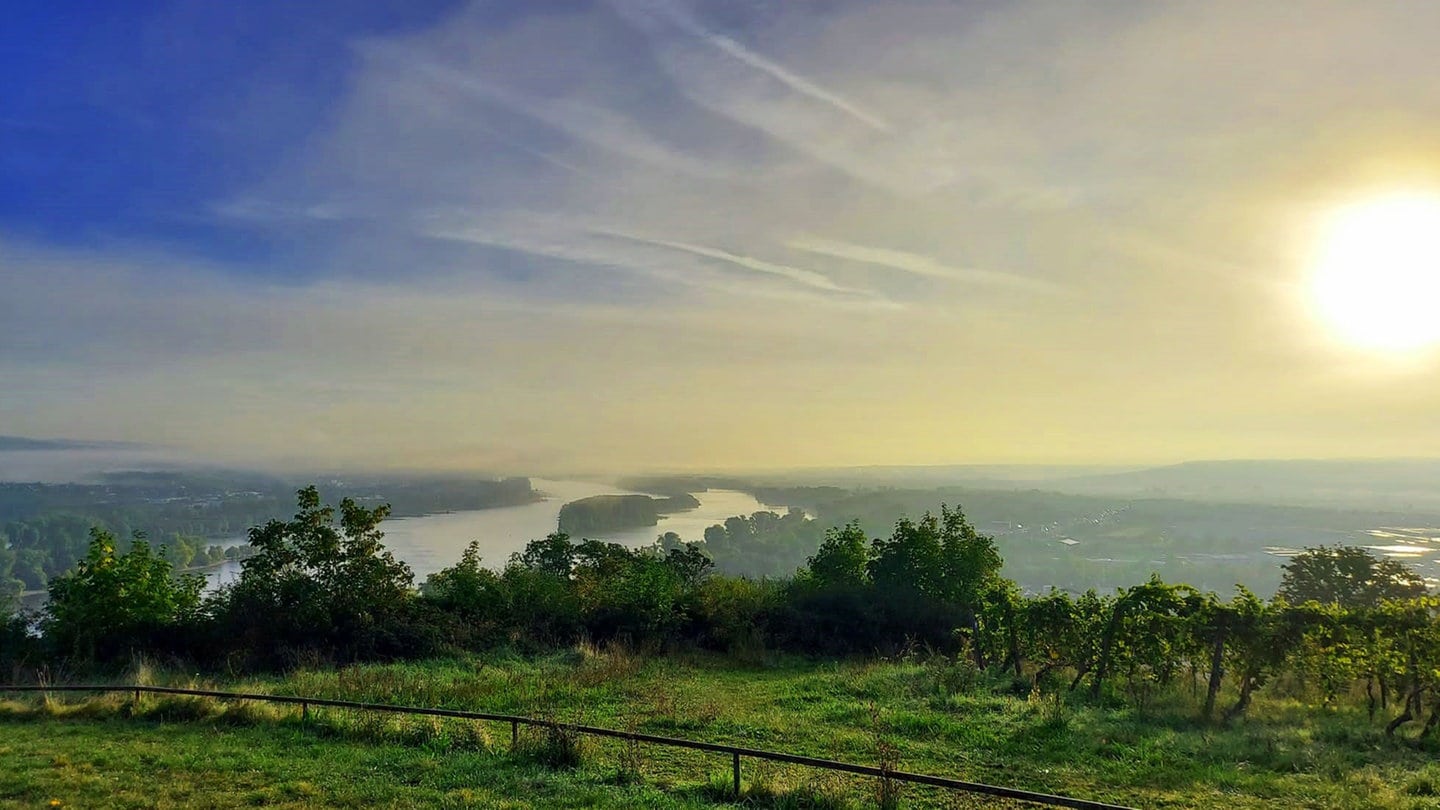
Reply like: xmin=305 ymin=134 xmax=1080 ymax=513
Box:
xmin=3 ymin=487 xmax=1438 ymax=734
xmin=0 ymin=476 xmax=538 ymax=595
xmin=0 ymin=516 xmax=244 ymax=597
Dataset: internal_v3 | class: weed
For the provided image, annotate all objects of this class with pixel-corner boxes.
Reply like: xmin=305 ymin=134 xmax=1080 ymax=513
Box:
xmin=515 ymin=721 xmax=587 ymax=769
xmin=869 ymin=703 xmax=903 ymax=810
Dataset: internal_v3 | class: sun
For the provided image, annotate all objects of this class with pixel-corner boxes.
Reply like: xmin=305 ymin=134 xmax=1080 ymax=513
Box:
xmin=1308 ymin=192 xmax=1440 ymax=352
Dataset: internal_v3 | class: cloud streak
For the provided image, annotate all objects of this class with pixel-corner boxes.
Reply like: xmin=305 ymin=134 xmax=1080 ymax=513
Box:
xmin=11 ymin=0 xmax=1440 ymax=472
xmin=589 ymin=227 xmax=877 ymax=299
xmin=788 ymin=236 xmax=1065 ymax=294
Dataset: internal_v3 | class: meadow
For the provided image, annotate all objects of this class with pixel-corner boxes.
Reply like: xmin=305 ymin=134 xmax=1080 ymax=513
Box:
xmin=6 ymin=648 xmax=1440 ymax=809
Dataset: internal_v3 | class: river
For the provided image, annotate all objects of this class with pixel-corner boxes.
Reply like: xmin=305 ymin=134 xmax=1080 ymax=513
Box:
xmin=203 ymin=479 xmax=783 ymax=590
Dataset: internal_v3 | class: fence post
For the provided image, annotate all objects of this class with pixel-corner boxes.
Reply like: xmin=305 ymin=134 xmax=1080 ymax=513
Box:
xmin=732 ymin=751 xmax=741 ymax=797
xmin=133 ymin=688 xmax=140 ymax=704
xmin=302 ymin=701 xmax=309 ymax=723
xmin=511 ymin=720 xmax=519 ymax=749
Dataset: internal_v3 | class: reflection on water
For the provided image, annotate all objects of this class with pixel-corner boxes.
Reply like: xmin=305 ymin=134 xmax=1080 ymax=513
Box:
xmin=204 ymin=480 xmax=785 ymax=589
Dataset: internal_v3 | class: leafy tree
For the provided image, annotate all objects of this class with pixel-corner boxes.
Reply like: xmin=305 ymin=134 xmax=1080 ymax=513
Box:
xmin=223 ymin=486 xmax=416 ymax=663
xmin=1 ymin=600 xmax=36 ymax=672
xmin=701 ymin=509 xmax=822 ymax=577
xmin=869 ymin=506 xmax=1004 ymax=660
xmin=9 ymin=549 xmax=49 ymax=591
xmin=1020 ymin=589 xmax=1108 ymax=689
xmin=0 ymin=544 xmax=23 ymax=601
xmin=805 ymin=522 xmax=869 ymax=591
xmin=501 ymin=534 xmax=584 ymax=644
xmin=573 ymin=542 xmax=686 ymax=641
xmin=421 ymin=541 xmax=506 ymax=646
xmin=868 ymin=514 xmax=946 ymax=600
xmin=1278 ymin=545 xmax=1426 ymax=609
xmin=660 ymin=542 xmax=713 ymax=588
xmin=514 ymin=532 xmax=575 ymax=577
xmin=43 ymin=527 xmax=203 ymax=662
xmin=975 ymin=579 xmax=1025 ymax=676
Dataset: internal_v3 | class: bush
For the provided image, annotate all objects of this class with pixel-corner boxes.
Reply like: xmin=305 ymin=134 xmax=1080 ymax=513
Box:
xmin=43 ymin=528 xmax=203 ymax=665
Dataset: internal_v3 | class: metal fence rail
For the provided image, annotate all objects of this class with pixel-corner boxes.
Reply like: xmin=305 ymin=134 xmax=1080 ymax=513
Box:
xmin=1 ymin=684 xmax=1136 ymax=810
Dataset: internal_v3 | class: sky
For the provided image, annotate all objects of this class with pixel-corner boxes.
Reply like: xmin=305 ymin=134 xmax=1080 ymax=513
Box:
xmin=3 ymin=0 xmax=1440 ymax=475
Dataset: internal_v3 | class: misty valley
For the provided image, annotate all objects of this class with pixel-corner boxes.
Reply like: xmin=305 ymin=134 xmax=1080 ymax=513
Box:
xmin=10 ymin=2 xmax=1440 ymax=806
xmin=7 ymin=462 xmax=1439 ymax=606
xmin=9 ymin=460 xmax=1440 ymax=808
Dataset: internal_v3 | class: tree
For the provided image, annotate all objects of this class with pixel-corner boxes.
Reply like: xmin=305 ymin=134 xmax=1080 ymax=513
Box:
xmin=223 ymin=486 xmax=416 ymax=663
xmin=0 ymin=544 xmax=23 ymax=602
xmin=660 ymin=542 xmax=713 ymax=588
xmin=514 ymin=532 xmax=575 ymax=577
xmin=866 ymin=505 xmax=1006 ymax=658
xmin=43 ymin=527 xmax=203 ymax=662
xmin=805 ymin=522 xmax=869 ymax=591
xmin=421 ymin=541 xmax=506 ymax=644
xmin=1278 ymin=546 xmax=1426 ymax=609
xmin=1 ymin=599 xmax=36 ymax=671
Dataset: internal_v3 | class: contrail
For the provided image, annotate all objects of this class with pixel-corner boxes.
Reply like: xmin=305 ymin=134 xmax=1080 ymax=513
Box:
xmin=611 ymin=0 xmax=892 ymax=132
xmin=591 ymin=228 xmax=870 ymax=297
xmin=702 ymin=34 xmax=892 ymax=133
xmin=789 ymin=236 xmax=1065 ymax=294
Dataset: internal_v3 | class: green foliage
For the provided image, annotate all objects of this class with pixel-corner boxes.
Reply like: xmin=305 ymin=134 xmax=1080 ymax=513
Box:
xmin=690 ymin=575 xmax=780 ymax=657
xmin=422 ymin=542 xmax=504 ymax=617
xmin=805 ymin=522 xmax=868 ymax=591
xmin=0 ymin=542 xmax=24 ymax=599
xmin=43 ymin=527 xmax=203 ymax=662
xmin=18 ymin=482 xmax=1440 ymax=752
xmin=222 ymin=486 xmax=420 ymax=665
xmin=1279 ymin=545 xmax=1427 ymax=609
xmin=0 ymin=475 xmax=538 ymax=595
xmin=868 ymin=505 xmax=1002 ymax=610
xmin=558 ymin=494 xmax=671 ymax=535
xmin=1 ymin=598 xmax=38 ymax=672
xmin=516 ymin=531 xmax=576 ymax=577
xmin=784 ymin=505 xmax=1003 ymax=655
xmin=702 ymin=508 xmax=822 ymax=577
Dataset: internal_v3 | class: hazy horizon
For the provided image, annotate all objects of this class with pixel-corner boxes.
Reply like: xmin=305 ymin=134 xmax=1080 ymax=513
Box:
xmin=6 ymin=1 xmax=1440 ymax=473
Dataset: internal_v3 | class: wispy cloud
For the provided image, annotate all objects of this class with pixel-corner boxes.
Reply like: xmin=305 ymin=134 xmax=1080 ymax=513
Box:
xmin=788 ymin=236 xmax=1065 ymax=295
xmin=589 ymin=227 xmax=878 ymax=299
xmin=700 ymin=32 xmax=892 ymax=133
xmin=608 ymin=0 xmax=892 ymax=132
xmin=388 ymin=48 xmax=729 ymax=180
xmin=417 ymin=213 xmax=890 ymax=307
xmin=14 ymin=0 xmax=1440 ymax=471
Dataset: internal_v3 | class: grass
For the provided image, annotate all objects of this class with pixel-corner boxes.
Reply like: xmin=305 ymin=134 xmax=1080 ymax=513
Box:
xmin=5 ymin=646 xmax=1440 ymax=808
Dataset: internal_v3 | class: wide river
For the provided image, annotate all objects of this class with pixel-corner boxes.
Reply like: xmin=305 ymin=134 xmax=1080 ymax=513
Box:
xmin=205 ymin=479 xmax=782 ymax=590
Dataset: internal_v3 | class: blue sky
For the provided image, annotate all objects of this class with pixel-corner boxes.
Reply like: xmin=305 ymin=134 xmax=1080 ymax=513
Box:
xmin=3 ymin=1 xmax=1439 ymax=474
xmin=1 ymin=0 xmax=467 ymax=262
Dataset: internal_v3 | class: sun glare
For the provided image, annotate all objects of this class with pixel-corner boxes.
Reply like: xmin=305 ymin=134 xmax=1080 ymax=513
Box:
xmin=1309 ymin=192 xmax=1440 ymax=352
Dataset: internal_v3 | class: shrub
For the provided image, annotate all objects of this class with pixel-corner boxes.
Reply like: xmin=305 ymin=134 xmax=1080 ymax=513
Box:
xmin=43 ymin=528 xmax=203 ymax=665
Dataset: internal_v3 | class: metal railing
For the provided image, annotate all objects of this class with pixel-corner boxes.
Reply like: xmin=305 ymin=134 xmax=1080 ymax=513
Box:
xmin=1 ymin=684 xmax=1135 ymax=810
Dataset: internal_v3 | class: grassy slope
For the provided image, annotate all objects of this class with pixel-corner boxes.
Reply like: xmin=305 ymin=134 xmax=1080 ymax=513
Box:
xmin=5 ymin=649 xmax=1440 ymax=809
xmin=0 ymin=719 xmax=701 ymax=809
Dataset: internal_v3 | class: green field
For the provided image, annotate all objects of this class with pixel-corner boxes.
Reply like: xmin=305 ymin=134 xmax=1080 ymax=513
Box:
xmin=6 ymin=649 xmax=1440 ymax=809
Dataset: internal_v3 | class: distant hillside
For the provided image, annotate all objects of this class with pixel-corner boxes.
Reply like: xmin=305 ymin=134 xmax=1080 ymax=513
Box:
xmin=0 ymin=436 xmax=118 ymax=451
xmin=1048 ymin=459 xmax=1440 ymax=511
xmin=735 ymin=459 xmax=1440 ymax=512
